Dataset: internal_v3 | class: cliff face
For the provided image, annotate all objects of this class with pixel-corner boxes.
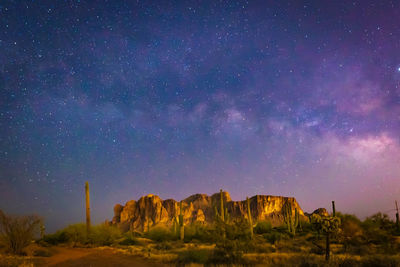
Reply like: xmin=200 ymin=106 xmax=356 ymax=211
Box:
xmin=112 ymin=192 xmax=306 ymax=232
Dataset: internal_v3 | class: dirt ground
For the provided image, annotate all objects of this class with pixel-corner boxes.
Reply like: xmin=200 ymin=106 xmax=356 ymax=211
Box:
xmin=0 ymin=246 xmax=166 ymax=267
xmin=46 ymin=247 xmax=167 ymax=267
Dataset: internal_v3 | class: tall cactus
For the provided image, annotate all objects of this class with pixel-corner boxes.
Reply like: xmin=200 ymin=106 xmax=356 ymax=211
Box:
xmin=220 ymin=189 xmax=225 ymax=222
xmin=173 ymin=216 xmax=178 ymax=236
xmin=85 ymin=181 xmax=91 ymax=235
xmin=215 ymin=189 xmax=229 ymax=222
xmin=295 ymin=207 xmax=302 ymax=232
xmin=283 ymin=202 xmax=299 ymax=235
xmin=179 ymin=201 xmax=184 ymax=241
xmin=214 ymin=189 xmax=229 ymax=239
xmin=247 ymin=197 xmax=253 ymax=239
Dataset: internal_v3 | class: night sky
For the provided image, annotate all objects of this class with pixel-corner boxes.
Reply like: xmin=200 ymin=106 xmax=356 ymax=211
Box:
xmin=1 ymin=0 xmax=399 ymax=232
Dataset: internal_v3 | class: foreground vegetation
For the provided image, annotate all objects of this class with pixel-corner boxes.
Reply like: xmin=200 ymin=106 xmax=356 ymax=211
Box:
xmin=1 ymin=204 xmax=400 ymax=266
xmin=30 ymin=212 xmax=400 ymax=266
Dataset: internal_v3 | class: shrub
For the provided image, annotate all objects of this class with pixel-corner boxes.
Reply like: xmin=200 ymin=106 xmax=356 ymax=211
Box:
xmin=244 ymin=239 xmax=275 ymax=253
xmin=42 ymin=230 xmax=69 ymax=245
xmin=33 ymin=248 xmax=52 ymax=257
xmin=360 ymin=255 xmax=400 ymax=267
xmin=207 ymin=240 xmax=246 ymax=265
xmin=263 ymin=230 xmax=287 ymax=244
xmin=154 ymin=241 xmax=173 ymax=250
xmin=225 ymin=219 xmax=251 ymax=241
xmin=89 ymin=224 xmax=122 ymax=245
xmin=183 ymin=223 xmax=214 ymax=243
xmin=177 ymin=249 xmax=209 ymax=264
xmin=60 ymin=223 xmax=88 ymax=245
xmin=146 ymin=226 xmax=175 ymax=242
xmin=339 ymin=213 xmax=364 ymax=252
xmin=119 ymin=238 xmax=137 ymax=246
xmin=43 ymin=223 xmax=122 ymax=246
xmin=0 ymin=210 xmax=41 ymax=255
xmin=254 ymin=221 xmax=272 ymax=234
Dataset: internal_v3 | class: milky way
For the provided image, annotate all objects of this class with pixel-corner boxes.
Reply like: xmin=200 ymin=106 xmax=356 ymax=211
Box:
xmin=0 ymin=1 xmax=399 ymax=231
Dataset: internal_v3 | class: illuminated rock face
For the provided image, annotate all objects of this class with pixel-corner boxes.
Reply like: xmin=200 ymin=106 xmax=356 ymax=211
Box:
xmin=112 ymin=192 xmax=306 ymax=232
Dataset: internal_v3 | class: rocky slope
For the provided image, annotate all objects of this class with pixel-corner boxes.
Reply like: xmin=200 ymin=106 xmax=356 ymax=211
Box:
xmin=111 ymin=191 xmax=309 ymax=232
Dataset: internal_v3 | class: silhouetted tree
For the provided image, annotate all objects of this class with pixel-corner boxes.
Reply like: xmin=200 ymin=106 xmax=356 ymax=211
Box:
xmin=0 ymin=210 xmax=41 ymax=254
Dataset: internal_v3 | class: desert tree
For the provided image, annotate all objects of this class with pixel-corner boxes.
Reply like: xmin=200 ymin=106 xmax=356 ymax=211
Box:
xmin=0 ymin=210 xmax=42 ymax=254
xmin=311 ymin=214 xmax=341 ymax=261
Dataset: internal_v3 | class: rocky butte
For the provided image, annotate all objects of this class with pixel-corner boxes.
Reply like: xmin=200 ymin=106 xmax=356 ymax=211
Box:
xmin=111 ymin=191 xmax=323 ymax=232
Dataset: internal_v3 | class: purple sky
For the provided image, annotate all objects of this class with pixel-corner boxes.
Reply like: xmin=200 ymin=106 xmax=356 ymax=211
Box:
xmin=0 ymin=0 xmax=399 ymax=231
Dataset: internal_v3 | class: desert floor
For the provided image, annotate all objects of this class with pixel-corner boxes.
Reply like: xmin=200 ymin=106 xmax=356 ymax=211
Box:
xmin=0 ymin=246 xmax=167 ymax=267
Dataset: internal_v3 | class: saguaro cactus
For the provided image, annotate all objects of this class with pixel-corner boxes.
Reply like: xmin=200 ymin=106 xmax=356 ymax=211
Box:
xmin=220 ymin=189 xmax=225 ymax=222
xmin=395 ymin=201 xmax=399 ymax=232
xmin=283 ymin=202 xmax=299 ymax=235
xmin=85 ymin=181 xmax=91 ymax=235
xmin=215 ymin=189 xmax=229 ymax=222
xmin=247 ymin=197 xmax=253 ymax=239
xmin=214 ymin=189 xmax=229 ymax=239
xmin=295 ymin=207 xmax=302 ymax=232
xmin=179 ymin=201 xmax=184 ymax=241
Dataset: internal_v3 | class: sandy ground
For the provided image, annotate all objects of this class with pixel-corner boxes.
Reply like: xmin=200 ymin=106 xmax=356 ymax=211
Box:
xmin=36 ymin=246 xmax=166 ymax=267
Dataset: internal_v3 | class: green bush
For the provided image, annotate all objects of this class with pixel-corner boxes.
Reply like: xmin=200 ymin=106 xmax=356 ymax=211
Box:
xmin=43 ymin=223 xmax=123 ymax=246
xmin=154 ymin=241 xmax=173 ymax=250
xmin=254 ymin=221 xmax=272 ymax=234
xmin=263 ymin=230 xmax=287 ymax=244
xmin=33 ymin=248 xmax=53 ymax=257
xmin=183 ymin=223 xmax=214 ymax=243
xmin=207 ymin=240 xmax=246 ymax=265
xmin=243 ymin=239 xmax=275 ymax=253
xmin=89 ymin=224 xmax=122 ymax=245
xmin=360 ymin=255 xmax=400 ymax=267
xmin=42 ymin=231 xmax=67 ymax=245
xmin=177 ymin=249 xmax=209 ymax=264
xmin=119 ymin=231 xmax=141 ymax=246
xmin=146 ymin=226 xmax=175 ymax=242
xmin=225 ymin=219 xmax=251 ymax=241
xmin=60 ymin=223 xmax=88 ymax=245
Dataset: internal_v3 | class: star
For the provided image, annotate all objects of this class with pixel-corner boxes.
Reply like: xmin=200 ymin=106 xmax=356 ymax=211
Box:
xmin=0 ymin=0 xmax=399 ymax=232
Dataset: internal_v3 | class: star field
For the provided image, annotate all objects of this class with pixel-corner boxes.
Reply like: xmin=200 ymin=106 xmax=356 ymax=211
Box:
xmin=0 ymin=0 xmax=399 ymax=231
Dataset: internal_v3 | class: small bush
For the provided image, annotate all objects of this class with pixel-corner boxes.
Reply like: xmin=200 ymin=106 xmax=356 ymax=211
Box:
xmin=42 ymin=230 xmax=69 ymax=245
xmin=225 ymin=219 xmax=251 ymax=241
xmin=154 ymin=241 xmax=172 ymax=250
xmin=33 ymin=248 xmax=52 ymax=257
xmin=119 ymin=237 xmax=139 ymax=246
xmin=183 ymin=223 xmax=213 ymax=243
xmin=60 ymin=224 xmax=88 ymax=245
xmin=244 ymin=240 xmax=275 ymax=253
xmin=263 ymin=230 xmax=287 ymax=244
xmin=360 ymin=255 xmax=400 ymax=267
xmin=89 ymin=224 xmax=121 ymax=245
xmin=146 ymin=226 xmax=175 ymax=242
xmin=0 ymin=210 xmax=41 ymax=255
xmin=177 ymin=249 xmax=209 ymax=264
xmin=254 ymin=221 xmax=272 ymax=234
xmin=207 ymin=240 xmax=246 ymax=265
xmin=43 ymin=223 xmax=122 ymax=246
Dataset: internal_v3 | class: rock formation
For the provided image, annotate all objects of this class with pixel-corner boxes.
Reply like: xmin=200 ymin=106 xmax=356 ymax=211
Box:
xmin=112 ymin=191 xmax=307 ymax=232
xmin=309 ymin=208 xmax=330 ymax=217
